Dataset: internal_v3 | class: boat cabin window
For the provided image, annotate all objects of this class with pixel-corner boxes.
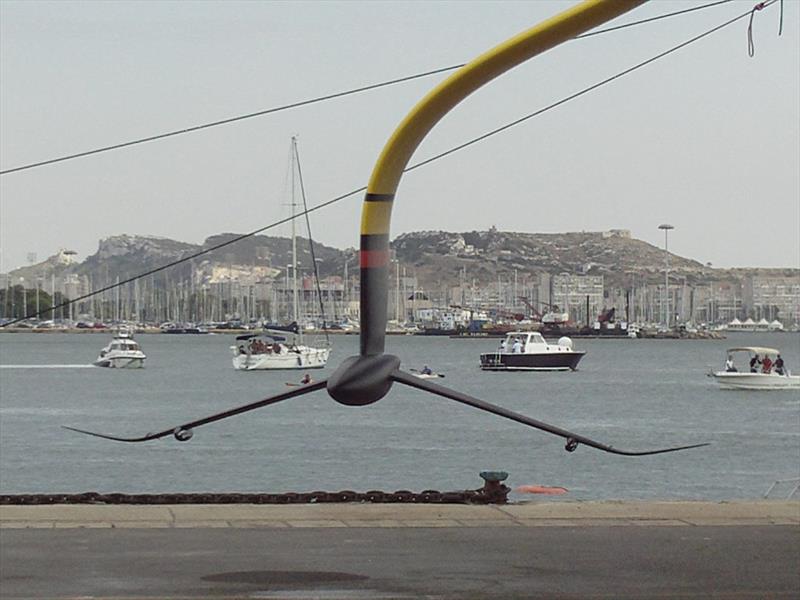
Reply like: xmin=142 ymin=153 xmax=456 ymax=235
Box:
xmin=501 ymin=332 xmax=546 ymax=349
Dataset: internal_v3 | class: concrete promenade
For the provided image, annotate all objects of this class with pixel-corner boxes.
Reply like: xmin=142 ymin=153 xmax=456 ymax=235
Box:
xmin=1 ymin=500 xmax=799 ymax=599
xmin=2 ymin=499 xmax=799 ymax=529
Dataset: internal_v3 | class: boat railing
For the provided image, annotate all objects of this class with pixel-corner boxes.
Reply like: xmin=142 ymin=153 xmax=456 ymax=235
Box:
xmin=482 ymin=352 xmax=503 ymax=366
xmin=762 ymin=477 xmax=800 ymax=500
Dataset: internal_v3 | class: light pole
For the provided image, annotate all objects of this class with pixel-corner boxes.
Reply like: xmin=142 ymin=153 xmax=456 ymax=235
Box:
xmin=705 ymin=262 xmax=714 ymax=325
xmin=20 ymin=277 xmax=27 ymax=321
xmin=393 ymin=259 xmax=400 ymax=322
xmin=658 ymin=224 xmax=674 ymax=328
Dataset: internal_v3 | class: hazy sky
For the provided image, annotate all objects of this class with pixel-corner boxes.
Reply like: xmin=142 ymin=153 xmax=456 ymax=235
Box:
xmin=1 ymin=0 xmax=798 ymax=272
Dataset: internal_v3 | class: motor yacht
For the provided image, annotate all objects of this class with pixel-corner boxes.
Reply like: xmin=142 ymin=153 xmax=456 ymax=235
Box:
xmin=480 ymin=331 xmax=585 ymax=371
xmin=93 ymin=329 xmax=146 ymax=369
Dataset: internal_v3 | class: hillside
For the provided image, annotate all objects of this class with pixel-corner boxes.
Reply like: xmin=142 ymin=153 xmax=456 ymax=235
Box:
xmin=7 ymin=229 xmax=796 ymax=292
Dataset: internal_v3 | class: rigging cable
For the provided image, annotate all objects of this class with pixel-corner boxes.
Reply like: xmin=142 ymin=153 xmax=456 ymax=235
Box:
xmin=0 ymin=0 xmax=741 ymax=177
xmin=407 ymin=0 xmax=780 ymax=174
xmin=0 ymin=65 xmax=464 ymax=176
xmin=748 ymin=0 xmax=784 ymax=57
xmin=293 ymin=137 xmax=331 ymax=344
xmin=575 ymin=0 xmax=733 ymax=38
xmin=0 ymin=0 xmax=783 ymax=326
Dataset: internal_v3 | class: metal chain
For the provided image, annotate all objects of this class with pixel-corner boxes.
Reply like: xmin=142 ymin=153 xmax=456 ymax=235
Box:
xmin=0 ymin=485 xmax=510 ymax=506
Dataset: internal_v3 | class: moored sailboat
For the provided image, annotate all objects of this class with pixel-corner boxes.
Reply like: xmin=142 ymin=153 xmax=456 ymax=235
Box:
xmin=231 ymin=322 xmax=330 ymax=370
xmin=231 ymin=138 xmax=331 ymax=371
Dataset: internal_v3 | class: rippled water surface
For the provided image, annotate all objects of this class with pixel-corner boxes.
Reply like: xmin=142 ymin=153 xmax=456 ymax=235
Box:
xmin=1 ymin=331 xmax=798 ymax=500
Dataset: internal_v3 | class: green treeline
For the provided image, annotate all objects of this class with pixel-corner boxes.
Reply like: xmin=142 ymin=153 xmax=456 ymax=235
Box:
xmin=0 ymin=285 xmax=67 ymax=320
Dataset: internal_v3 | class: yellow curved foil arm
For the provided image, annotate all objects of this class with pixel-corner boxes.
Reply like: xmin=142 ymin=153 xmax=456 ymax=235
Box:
xmin=359 ymin=0 xmax=646 ymax=356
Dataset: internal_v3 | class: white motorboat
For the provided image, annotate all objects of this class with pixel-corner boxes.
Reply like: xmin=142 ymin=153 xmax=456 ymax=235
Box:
xmin=231 ymin=328 xmax=330 ymax=371
xmin=480 ymin=331 xmax=585 ymax=371
xmin=93 ymin=329 xmax=146 ymax=369
xmin=709 ymin=346 xmax=799 ymax=390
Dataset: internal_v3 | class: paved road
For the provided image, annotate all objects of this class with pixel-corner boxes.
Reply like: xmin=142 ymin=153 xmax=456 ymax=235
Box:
xmin=1 ymin=501 xmax=798 ymax=599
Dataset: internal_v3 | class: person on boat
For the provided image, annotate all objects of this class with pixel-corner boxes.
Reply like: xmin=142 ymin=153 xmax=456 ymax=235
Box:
xmin=512 ymin=338 xmax=522 ymax=353
xmin=725 ymin=355 xmax=737 ymax=372
xmin=421 ymin=365 xmax=432 ymax=375
xmin=499 ymin=339 xmax=508 ymax=352
xmin=749 ymin=354 xmax=761 ymax=373
xmin=761 ymin=355 xmax=773 ymax=374
xmin=774 ymin=354 xmax=785 ymax=375
xmin=300 ymin=373 xmax=312 ymax=385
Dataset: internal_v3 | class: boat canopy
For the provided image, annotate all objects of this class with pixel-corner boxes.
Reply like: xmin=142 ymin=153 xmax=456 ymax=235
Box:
xmin=235 ymin=333 xmax=286 ymax=342
xmin=726 ymin=346 xmax=781 ymax=355
xmin=263 ymin=322 xmax=300 ymax=335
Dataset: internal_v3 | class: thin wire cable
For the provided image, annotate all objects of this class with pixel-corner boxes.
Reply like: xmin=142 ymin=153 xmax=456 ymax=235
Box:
xmin=0 ymin=65 xmax=465 ymax=176
xmin=294 ymin=139 xmax=330 ymax=344
xmin=575 ymin=0 xmax=734 ymax=38
xmin=748 ymin=0 xmax=783 ymax=57
xmin=1 ymin=0 xmax=781 ymax=326
xmin=1 ymin=0 xmax=739 ymax=177
xmin=749 ymin=2 xmax=767 ymax=56
xmin=408 ymin=0 xmax=779 ymax=173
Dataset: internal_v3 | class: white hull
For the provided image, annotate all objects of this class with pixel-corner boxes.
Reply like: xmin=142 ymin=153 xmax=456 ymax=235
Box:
xmin=94 ymin=355 xmax=145 ymax=369
xmin=232 ymin=346 xmax=330 ymax=371
xmin=94 ymin=331 xmax=145 ymax=369
xmin=482 ymin=364 xmax=576 ymax=372
xmin=479 ymin=332 xmax=584 ymax=371
xmin=711 ymin=372 xmax=800 ymax=390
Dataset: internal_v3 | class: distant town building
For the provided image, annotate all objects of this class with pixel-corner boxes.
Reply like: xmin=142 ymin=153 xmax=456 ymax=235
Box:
xmin=601 ymin=229 xmax=631 ymax=239
xmin=550 ymin=274 xmax=604 ymax=326
xmin=744 ymin=275 xmax=800 ymax=325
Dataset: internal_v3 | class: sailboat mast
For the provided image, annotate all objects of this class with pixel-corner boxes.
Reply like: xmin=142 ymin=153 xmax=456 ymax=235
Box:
xmin=291 ymin=137 xmax=299 ymax=331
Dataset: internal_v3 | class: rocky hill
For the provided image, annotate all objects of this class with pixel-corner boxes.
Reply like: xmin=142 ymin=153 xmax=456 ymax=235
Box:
xmin=7 ymin=229 xmax=796 ymax=291
xmin=391 ymin=229 xmax=711 ymax=289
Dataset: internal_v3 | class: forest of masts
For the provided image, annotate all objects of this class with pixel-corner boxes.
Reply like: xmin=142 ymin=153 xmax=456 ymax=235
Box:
xmin=0 ymin=265 xmax=766 ymax=328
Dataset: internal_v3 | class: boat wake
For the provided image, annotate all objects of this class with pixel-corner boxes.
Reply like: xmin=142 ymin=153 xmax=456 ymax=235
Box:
xmin=0 ymin=364 xmax=95 ymax=369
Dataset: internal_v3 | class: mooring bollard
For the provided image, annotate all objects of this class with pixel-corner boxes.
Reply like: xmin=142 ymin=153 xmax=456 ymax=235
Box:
xmin=479 ymin=471 xmax=510 ymax=504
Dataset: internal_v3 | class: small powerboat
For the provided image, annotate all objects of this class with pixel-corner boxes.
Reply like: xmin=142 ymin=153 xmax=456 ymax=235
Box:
xmin=709 ymin=346 xmax=799 ymax=390
xmin=410 ymin=367 xmax=445 ymax=379
xmin=93 ymin=329 xmax=146 ymax=369
xmin=480 ymin=331 xmax=585 ymax=371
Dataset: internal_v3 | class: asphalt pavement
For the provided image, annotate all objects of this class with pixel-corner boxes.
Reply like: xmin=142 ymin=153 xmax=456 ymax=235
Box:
xmin=1 ymin=501 xmax=798 ymax=599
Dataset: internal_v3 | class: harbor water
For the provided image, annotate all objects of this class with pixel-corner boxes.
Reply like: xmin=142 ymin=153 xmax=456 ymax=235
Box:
xmin=1 ymin=332 xmax=798 ymax=501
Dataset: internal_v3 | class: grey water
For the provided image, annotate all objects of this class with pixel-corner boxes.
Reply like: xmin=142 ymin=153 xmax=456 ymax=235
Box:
xmin=1 ymin=332 xmax=798 ymax=501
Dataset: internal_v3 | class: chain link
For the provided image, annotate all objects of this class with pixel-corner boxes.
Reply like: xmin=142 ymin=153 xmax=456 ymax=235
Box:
xmin=0 ymin=484 xmax=510 ymax=505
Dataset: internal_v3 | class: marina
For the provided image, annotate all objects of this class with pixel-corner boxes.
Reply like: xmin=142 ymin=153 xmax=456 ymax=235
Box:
xmin=0 ymin=0 xmax=797 ymax=598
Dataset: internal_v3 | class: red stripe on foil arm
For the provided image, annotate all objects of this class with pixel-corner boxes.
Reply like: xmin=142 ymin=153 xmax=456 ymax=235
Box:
xmin=359 ymin=249 xmax=389 ymax=268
